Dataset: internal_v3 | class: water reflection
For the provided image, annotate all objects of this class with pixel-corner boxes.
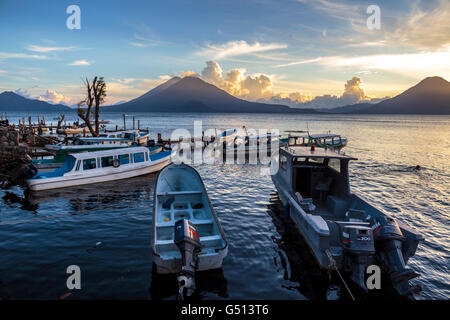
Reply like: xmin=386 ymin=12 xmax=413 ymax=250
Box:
xmin=24 ymin=174 xmax=156 ymax=212
xmin=149 ymin=266 xmax=228 ymax=300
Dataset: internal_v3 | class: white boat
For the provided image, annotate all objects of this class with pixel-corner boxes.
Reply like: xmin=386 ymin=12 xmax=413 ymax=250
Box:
xmin=74 ymin=130 xmax=151 ymax=146
xmin=152 ymin=163 xmax=228 ymax=275
xmin=231 ymin=132 xmax=280 ymax=154
xmin=216 ymin=128 xmax=237 ymax=143
xmin=27 ymin=147 xmax=173 ymax=191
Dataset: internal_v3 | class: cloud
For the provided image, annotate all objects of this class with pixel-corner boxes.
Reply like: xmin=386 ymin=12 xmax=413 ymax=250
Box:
xmin=293 ymin=76 xmax=375 ymax=108
xmin=385 ymin=1 xmax=450 ymax=49
xmin=341 ymin=76 xmax=366 ymax=104
xmin=324 ymin=47 xmax=450 ymax=80
xmin=198 ymin=40 xmax=287 ymax=59
xmin=275 ymin=57 xmax=323 ymax=68
xmin=14 ymin=88 xmax=31 ymax=99
xmin=130 ymin=34 xmax=161 ymax=47
xmin=201 ymin=61 xmax=274 ymax=99
xmin=38 ymin=90 xmax=72 ymax=105
xmin=0 ymin=52 xmax=47 ymax=60
xmin=27 ymin=45 xmax=75 ymax=53
xmin=180 ymin=70 xmax=200 ymax=78
xmin=68 ymin=59 xmax=91 ymax=66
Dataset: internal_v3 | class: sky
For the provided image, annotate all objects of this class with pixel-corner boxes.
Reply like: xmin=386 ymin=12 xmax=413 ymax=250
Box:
xmin=0 ymin=0 xmax=449 ymax=107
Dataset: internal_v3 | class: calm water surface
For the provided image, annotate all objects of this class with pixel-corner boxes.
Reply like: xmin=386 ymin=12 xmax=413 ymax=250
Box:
xmin=0 ymin=112 xmax=449 ymax=299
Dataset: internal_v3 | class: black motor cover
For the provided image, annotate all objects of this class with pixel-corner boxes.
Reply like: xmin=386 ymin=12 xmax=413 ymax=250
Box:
xmin=370 ymin=215 xmax=420 ymax=296
xmin=174 ymin=219 xmax=202 ymax=297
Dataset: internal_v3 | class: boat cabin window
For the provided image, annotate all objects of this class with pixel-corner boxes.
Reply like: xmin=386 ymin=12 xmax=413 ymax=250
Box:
xmin=145 ymin=152 xmax=149 ymax=161
xmin=83 ymin=158 xmax=97 ymax=170
xmin=327 ymin=158 xmax=341 ymax=173
xmin=101 ymin=156 xmax=114 ymax=168
xmin=133 ymin=152 xmax=145 ymax=163
xmin=119 ymin=154 xmax=130 ymax=165
xmin=293 ymin=157 xmax=325 ymax=164
xmin=75 ymin=161 xmax=81 ymax=171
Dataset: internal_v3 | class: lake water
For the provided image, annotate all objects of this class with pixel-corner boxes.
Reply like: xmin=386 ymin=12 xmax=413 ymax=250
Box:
xmin=0 ymin=112 xmax=449 ymax=300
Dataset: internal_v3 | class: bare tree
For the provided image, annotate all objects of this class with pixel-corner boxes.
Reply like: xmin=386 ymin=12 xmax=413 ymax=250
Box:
xmin=77 ymin=76 xmax=107 ymax=136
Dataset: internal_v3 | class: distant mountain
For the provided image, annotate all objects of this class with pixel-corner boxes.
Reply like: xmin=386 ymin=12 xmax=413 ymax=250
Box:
xmin=356 ymin=77 xmax=450 ymax=114
xmin=107 ymin=76 xmax=317 ymax=113
xmin=322 ymin=103 xmax=374 ymax=114
xmin=0 ymin=91 xmax=71 ymax=111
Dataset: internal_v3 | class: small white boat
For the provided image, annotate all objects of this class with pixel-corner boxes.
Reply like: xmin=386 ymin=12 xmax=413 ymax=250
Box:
xmin=216 ymin=128 xmax=237 ymax=143
xmin=152 ymin=163 xmax=228 ymax=275
xmin=27 ymin=147 xmax=173 ymax=191
xmin=74 ymin=130 xmax=151 ymax=146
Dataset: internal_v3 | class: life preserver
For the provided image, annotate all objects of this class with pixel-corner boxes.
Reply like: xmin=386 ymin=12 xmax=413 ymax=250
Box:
xmin=112 ymin=159 xmax=120 ymax=168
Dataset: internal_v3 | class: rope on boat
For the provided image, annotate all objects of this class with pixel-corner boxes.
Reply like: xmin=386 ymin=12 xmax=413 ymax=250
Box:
xmin=325 ymin=249 xmax=355 ymax=301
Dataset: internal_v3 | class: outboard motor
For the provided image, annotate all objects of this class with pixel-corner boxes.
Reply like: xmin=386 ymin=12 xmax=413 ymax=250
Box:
xmin=342 ymin=225 xmax=375 ymax=290
xmin=174 ymin=219 xmax=202 ymax=298
xmin=371 ymin=216 xmax=420 ymax=296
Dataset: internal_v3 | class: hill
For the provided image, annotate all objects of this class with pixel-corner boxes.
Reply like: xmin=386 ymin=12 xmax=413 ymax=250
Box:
xmin=107 ymin=77 xmax=317 ymax=113
xmin=0 ymin=91 xmax=71 ymax=112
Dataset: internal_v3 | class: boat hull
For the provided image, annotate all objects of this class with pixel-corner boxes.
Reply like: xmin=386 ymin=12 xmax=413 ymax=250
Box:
xmin=151 ymin=163 xmax=228 ymax=274
xmin=152 ymin=247 xmax=228 ymax=274
xmin=28 ymin=156 xmax=171 ymax=191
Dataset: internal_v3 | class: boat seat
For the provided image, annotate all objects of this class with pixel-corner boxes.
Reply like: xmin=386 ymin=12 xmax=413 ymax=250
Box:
xmin=295 ymin=192 xmax=316 ymax=212
xmin=326 ymin=195 xmax=347 ymax=218
xmin=315 ymin=177 xmax=333 ymax=202
xmin=345 ymin=208 xmax=368 ymax=222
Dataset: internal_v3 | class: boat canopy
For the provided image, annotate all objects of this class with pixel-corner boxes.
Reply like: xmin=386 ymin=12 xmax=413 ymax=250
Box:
xmin=283 ymin=146 xmax=357 ymax=160
xmin=68 ymin=146 xmax=149 ymax=160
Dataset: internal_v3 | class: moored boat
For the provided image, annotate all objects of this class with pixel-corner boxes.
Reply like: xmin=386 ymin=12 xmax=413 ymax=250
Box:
xmin=281 ymin=131 xmax=348 ymax=150
xmin=74 ymin=130 xmax=150 ymax=146
xmin=216 ymin=128 xmax=237 ymax=143
xmin=27 ymin=147 xmax=173 ymax=191
xmin=33 ymin=144 xmax=130 ymax=171
xmin=152 ymin=163 xmax=228 ymax=295
xmin=271 ymin=146 xmax=424 ymax=298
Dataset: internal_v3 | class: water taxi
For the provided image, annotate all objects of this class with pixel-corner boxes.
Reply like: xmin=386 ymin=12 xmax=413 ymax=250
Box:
xmin=34 ymin=144 xmax=130 ymax=171
xmin=74 ymin=130 xmax=150 ymax=146
xmin=27 ymin=147 xmax=173 ymax=191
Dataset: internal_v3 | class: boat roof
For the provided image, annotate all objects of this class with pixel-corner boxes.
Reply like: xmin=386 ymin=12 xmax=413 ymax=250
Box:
xmin=76 ymin=137 xmax=131 ymax=141
xmin=60 ymin=144 xmax=129 ymax=150
xmin=308 ymin=134 xmax=342 ymax=139
xmin=287 ymin=133 xmax=343 ymax=139
xmin=282 ymin=146 xmax=357 ymax=160
xmin=69 ymin=146 xmax=149 ymax=159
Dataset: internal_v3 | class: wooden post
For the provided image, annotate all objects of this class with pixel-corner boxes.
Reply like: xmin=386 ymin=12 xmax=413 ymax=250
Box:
xmin=1 ymin=112 xmax=3 ymax=120
xmin=138 ymin=120 xmax=140 ymax=130
xmin=133 ymin=116 xmax=135 ymax=130
xmin=43 ymin=115 xmax=46 ymax=125
xmin=115 ymin=124 xmax=118 ymax=131
xmin=123 ymin=113 xmax=126 ymax=130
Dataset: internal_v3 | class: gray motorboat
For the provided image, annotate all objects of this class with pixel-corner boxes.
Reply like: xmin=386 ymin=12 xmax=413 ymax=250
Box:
xmin=271 ymin=145 xmax=424 ymax=298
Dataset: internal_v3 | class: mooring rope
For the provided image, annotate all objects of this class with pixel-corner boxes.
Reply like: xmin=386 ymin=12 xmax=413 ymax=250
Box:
xmin=325 ymin=249 xmax=355 ymax=301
